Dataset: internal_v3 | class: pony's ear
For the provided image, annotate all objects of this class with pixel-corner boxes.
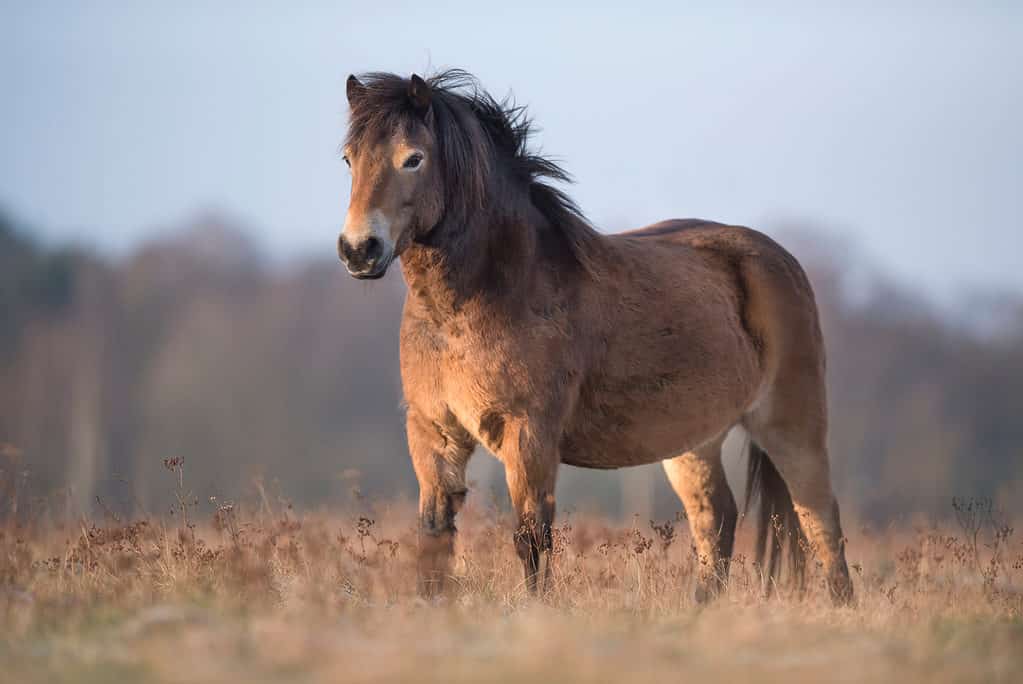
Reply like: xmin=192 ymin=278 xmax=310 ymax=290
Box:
xmin=408 ymin=74 xmax=432 ymax=113
xmin=346 ymin=75 xmax=366 ymax=106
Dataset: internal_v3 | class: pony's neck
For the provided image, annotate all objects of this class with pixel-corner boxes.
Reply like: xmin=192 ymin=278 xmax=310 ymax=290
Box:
xmin=400 ymin=188 xmax=541 ymax=320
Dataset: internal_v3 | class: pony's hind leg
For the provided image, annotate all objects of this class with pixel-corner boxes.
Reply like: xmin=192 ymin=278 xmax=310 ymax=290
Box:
xmin=745 ymin=410 xmax=853 ymax=604
xmin=662 ymin=433 xmax=738 ymax=603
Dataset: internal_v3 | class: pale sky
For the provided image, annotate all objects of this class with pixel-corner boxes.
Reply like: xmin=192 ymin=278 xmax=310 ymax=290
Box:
xmin=2 ymin=1 xmax=1021 ymax=301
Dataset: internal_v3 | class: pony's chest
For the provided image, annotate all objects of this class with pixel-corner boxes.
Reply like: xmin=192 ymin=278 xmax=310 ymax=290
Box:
xmin=401 ymin=321 xmax=510 ymax=394
xmin=400 ymin=320 xmax=540 ymax=440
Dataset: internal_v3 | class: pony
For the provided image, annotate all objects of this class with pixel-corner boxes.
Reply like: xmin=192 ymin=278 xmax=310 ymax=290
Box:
xmin=337 ymin=70 xmax=852 ymax=603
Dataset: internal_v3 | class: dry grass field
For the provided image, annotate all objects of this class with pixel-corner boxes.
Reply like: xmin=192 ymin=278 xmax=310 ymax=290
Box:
xmin=2 ymin=466 xmax=1021 ymax=683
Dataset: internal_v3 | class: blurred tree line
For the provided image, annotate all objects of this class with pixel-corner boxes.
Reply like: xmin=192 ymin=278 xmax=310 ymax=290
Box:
xmin=1 ymin=209 xmax=1021 ymax=523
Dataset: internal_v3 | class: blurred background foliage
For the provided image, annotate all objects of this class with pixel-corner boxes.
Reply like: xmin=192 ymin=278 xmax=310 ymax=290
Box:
xmin=2 ymin=208 xmax=1020 ymax=524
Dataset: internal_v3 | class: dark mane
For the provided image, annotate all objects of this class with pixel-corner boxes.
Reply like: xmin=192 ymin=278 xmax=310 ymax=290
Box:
xmin=346 ymin=69 xmax=603 ymax=272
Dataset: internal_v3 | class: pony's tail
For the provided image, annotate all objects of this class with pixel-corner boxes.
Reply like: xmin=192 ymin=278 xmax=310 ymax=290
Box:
xmin=744 ymin=441 xmax=807 ymax=595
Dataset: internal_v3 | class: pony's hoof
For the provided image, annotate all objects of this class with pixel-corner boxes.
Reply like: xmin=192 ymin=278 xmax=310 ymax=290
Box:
xmin=829 ymin=575 xmax=855 ymax=606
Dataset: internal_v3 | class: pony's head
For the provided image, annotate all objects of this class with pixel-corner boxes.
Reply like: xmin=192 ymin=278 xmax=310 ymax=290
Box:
xmin=338 ymin=70 xmax=591 ymax=281
xmin=338 ymin=73 xmax=447 ymax=278
xmin=341 ymin=70 xmax=495 ymax=280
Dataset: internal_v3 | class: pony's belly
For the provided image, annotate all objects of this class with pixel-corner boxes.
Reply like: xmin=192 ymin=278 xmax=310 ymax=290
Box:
xmin=559 ymin=399 xmax=741 ymax=469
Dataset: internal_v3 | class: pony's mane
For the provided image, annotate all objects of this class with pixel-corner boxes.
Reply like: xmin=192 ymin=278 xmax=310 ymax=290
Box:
xmin=345 ymin=69 xmax=603 ymax=271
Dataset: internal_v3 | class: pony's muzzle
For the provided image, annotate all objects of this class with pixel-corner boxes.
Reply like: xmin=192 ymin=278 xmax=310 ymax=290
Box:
xmin=338 ymin=233 xmax=391 ymax=279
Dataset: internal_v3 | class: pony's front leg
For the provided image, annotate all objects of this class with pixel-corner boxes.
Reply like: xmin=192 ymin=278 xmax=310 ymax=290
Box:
xmin=407 ymin=409 xmax=474 ymax=598
xmin=502 ymin=427 xmax=559 ymax=595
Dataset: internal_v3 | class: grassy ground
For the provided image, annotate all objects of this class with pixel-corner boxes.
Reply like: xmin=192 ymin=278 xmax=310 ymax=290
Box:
xmin=2 ymin=486 xmax=1021 ymax=683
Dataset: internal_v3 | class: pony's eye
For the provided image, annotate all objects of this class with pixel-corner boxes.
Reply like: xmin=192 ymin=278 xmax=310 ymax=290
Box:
xmin=403 ymin=153 xmax=424 ymax=169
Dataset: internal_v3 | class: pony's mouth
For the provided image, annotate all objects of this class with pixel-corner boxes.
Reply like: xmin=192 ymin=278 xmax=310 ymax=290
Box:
xmin=346 ymin=255 xmax=393 ymax=280
xmin=351 ymin=269 xmax=386 ymax=280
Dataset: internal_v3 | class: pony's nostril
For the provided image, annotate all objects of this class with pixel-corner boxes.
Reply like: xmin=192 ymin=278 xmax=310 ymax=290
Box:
xmin=364 ymin=236 xmax=383 ymax=263
xmin=338 ymin=234 xmax=355 ymax=263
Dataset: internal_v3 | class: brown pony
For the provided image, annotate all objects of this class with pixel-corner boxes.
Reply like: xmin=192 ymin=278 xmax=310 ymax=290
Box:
xmin=337 ymin=70 xmax=852 ymax=603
